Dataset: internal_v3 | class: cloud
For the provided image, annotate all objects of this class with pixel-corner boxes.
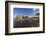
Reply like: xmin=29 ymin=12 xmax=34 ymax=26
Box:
xmin=33 ymin=8 xmax=39 ymax=16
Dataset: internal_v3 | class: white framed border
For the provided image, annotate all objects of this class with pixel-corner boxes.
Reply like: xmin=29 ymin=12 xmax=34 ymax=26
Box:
xmin=8 ymin=2 xmax=43 ymax=33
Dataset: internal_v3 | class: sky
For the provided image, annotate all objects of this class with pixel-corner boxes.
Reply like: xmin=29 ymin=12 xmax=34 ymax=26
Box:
xmin=13 ymin=8 xmax=39 ymax=17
